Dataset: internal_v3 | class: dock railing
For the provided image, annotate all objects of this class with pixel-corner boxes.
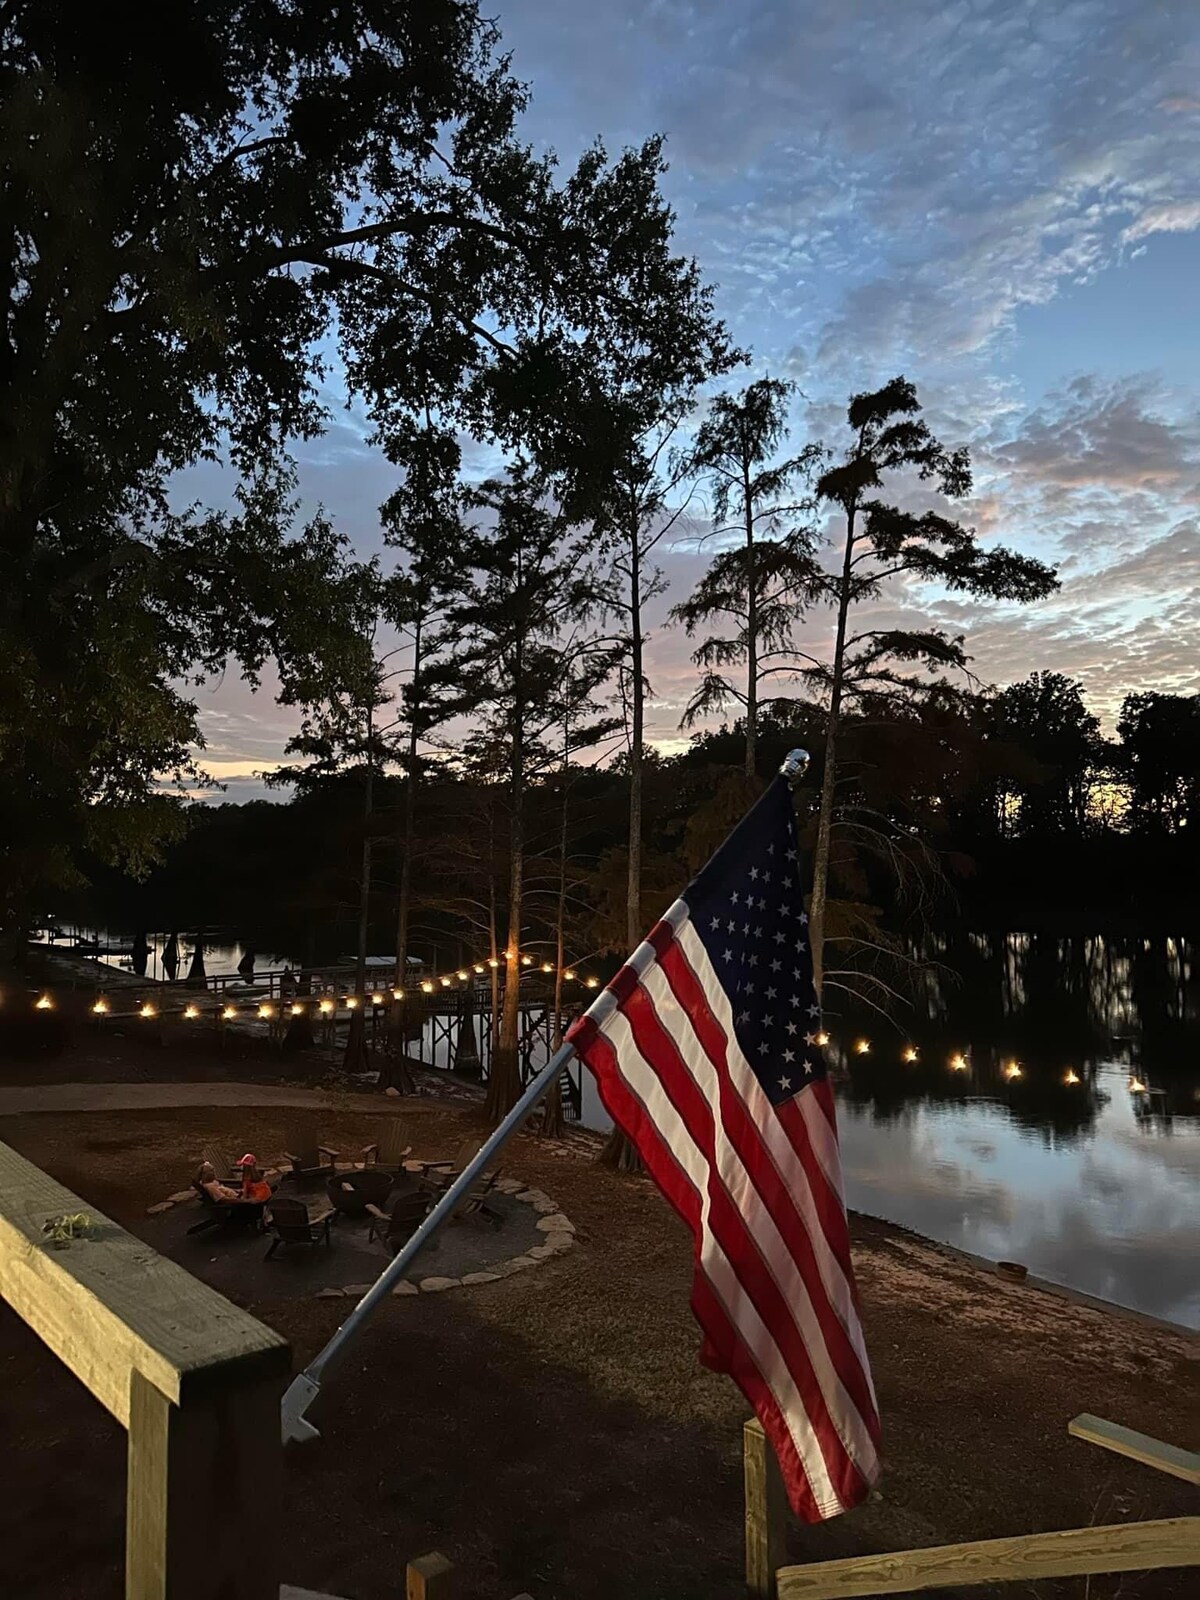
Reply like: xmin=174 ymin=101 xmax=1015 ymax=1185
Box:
xmin=0 ymin=1139 xmax=291 ymax=1599
xmin=745 ymin=1415 xmax=1200 ymax=1600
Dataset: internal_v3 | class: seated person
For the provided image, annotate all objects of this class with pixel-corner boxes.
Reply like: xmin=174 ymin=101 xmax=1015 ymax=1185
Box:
xmin=195 ymin=1161 xmax=240 ymax=1203
xmin=235 ymin=1154 xmax=273 ymax=1203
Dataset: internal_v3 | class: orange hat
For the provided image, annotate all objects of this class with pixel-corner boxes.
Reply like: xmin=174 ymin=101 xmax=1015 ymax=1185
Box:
xmin=236 ymin=1152 xmax=257 ymax=1167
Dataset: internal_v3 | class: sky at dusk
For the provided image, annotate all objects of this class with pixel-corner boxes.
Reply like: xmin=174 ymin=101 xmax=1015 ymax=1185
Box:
xmin=188 ymin=0 xmax=1200 ymax=801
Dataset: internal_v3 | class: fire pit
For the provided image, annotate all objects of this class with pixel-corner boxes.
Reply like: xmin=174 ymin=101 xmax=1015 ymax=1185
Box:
xmin=325 ymin=1167 xmax=394 ymax=1218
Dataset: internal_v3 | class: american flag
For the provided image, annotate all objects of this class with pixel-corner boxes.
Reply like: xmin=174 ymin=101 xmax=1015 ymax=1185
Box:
xmin=567 ymin=774 xmax=881 ymax=1521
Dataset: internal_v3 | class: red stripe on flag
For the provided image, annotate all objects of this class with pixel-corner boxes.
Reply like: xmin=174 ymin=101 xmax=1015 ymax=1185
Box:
xmin=655 ymin=941 xmax=880 ymax=1442
xmin=618 ymin=979 xmax=873 ymax=1514
xmin=575 ymin=1020 xmax=828 ymax=1520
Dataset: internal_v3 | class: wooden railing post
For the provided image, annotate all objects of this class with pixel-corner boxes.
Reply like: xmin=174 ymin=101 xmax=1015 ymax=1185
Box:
xmin=127 ymin=1369 xmax=285 ymax=1600
xmin=745 ymin=1416 xmax=788 ymax=1598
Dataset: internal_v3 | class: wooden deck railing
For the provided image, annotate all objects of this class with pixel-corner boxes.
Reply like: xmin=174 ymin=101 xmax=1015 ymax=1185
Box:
xmin=0 ymin=1140 xmax=291 ymax=1599
xmin=745 ymin=1415 xmax=1200 ymax=1600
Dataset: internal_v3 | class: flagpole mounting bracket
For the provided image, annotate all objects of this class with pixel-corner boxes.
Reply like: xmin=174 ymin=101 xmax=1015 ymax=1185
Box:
xmin=779 ymin=748 xmax=810 ymax=787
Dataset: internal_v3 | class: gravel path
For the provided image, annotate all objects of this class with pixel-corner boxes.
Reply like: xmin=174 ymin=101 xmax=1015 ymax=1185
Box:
xmin=0 ymin=1081 xmax=343 ymax=1116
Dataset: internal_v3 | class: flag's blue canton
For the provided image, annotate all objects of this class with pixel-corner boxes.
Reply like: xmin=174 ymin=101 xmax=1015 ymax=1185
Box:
xmin=683 ymin=776 xmax=825 ymax=1106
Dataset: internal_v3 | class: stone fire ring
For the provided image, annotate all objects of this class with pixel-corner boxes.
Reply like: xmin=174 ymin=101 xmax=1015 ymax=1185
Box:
xmin=148 ymin=1167 xmax=577 ymax=1300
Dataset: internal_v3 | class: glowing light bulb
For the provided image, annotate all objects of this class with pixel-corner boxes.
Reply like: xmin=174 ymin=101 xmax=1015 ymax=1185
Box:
xmin=564 ymin=969 xmax=576 ymax=981
xmin=290 ymin=1004 xmax=303 ymax=1016
xmin=1004 ymin=1060 xmax=1022 ymax=1080
xmin=1129 ymin=1076 xmax=1148 ymax=1094
xmin=488 ymin=958 xmax=499 ymax=969
xmin=345 ymin=995 xmax=358 ymax=1009
xmin=457 ymin=971 xmax=469 ymax=983
xmin=184 ymin=1004 xmax=199 ymax=1020
xmin=949 ymin=1053 xmax=968 ymax=1072
xmin=815 ymin=1031 xmax=830 ymax=1047
xmin=318 ymin=1000 xmax=334 ymax=1016
xmin=473 ymin=964 xmax=485 ymax=975
xmin=854 ymin=1038 xmax=870 ymax=1055
xmin=1063 ymin=1068 xmax=1080 ymax=1086
xmin=258 ymin=1004 xmax=274 ymax=1019
xmin=393 ymin=988 xmax=404 ymax=1000
xmin=541 ymin=962 xmax=554 ymax=974
xmin=902 ymin=1046 xmax=918 ymax=1063
xmin=585 ymin=977 xmax=599 ymax=989
xmin=440 ymin=976 xmax=451 ymax=988
xmin=421 ymin=981 xmax=434 ymax=994
xmin=371 ymin=992 xmax=384 ymax=1005
xmin=35 ymin=994 xmax=53 ymax=1011
xmin=521 ymin=954 xmax=533 ymax=966
xmin=91 ymin=998 xmax=109 ymax=1015
xmin=222 ymin=1006 xmax=237 ymax=1021
xmin=139 ymin=1003 xmax=156 ymax=1019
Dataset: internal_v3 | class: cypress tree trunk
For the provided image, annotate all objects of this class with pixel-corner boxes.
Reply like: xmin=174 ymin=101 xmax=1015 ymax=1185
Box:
xmin=602 ymin=502 xmax=643 ymax=1171
xmin=809 ymin=502 xmax=856 ymax=997
xmin=343 ymin=707 xmax=373 ymax=1076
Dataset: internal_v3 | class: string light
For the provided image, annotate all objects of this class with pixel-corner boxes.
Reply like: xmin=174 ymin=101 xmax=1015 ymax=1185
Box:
xmin=541 ymin=962 xmax=554 ymax=974
xmin=91 ymin=998 xmax=109 ymax=1015
xmin=488 ymin=958 xmax=499 ymax=969
xmin=318 ymin=999 xmax=334 ymax=1016
xmin=1004 ymin=1060 xmax=1022 ymax=1081
xmin=139 ymin=1003 xmax=156 ymax=1020
xmin=290 ymin=1004 xmax=303 ymax=1016
xmin=393 ymin=989 xmax=404 ymax=1001
xmin=949 ymin=1053 xmax=968 ymax=1072
xmin=222 ymin=1005 xmax=237 ymax=1021
xmin=854 ymin=1038 xmax=870 ymax=1055
xmin=345 ymin=995 xmax=358 ymax=1008
xmin=258 ymin=1003 xmax=274 ymax=1020
xmin=1129 ymin=1076 xmax=1148 ymax=1094
xmin=585 ymin=977 xmax=599 ymax=989
xmin=902 ymin=1046 xmax=918 ymax=1063
xmin=439 ymin=976 xmax=451 ymax=988
xmin=35 ymin=995 xmax=53 ymax=1011
xmin=457 ymin=971 xmax=469 ymax=983
xmin=184 ymin=1004 xmax=200 ymax=1020
xmin=564 ymin=969 xmax=576 ymax=981
xmin=520 ymin=954 xmax=533 ymax=967
xmin=815 ymin=1031 xmax=830 ymax=1047
xmin=473 ymin=964 xmax=485 ymax=975
xmin=1063 ymin=1068 xmax=1080 ymax=1086
xmin=421 ymin=981 xmax=434 ymax=994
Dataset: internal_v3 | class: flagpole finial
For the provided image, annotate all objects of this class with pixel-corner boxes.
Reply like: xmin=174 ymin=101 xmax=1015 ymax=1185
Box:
xmin=780 ymin=748 xmax=810 ymax=787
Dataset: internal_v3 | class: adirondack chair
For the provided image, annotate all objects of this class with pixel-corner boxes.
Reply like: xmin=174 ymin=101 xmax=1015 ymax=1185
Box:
xmin=263 ymin=1195 xmax=333 ymax=1258
xmin=281 ymin=1133 xmax=339 ymax=1179
xmin=201 ymin=1144 xmax=238 ymax=1184
xmin=366 ymin=1186 xmax=432 ymax=1255
xmin=418 ymin=1161 xmax=502 ymax=1227
xmin=360 ymin=1120 xmax=412 ymax=1172
xmin=186 ymin=1181 xmax=266 ymax=1236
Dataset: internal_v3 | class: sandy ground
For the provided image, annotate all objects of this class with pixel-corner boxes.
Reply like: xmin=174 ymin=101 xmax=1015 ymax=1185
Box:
xmin=0 ymin=1030 xmax=1196 ymax=1600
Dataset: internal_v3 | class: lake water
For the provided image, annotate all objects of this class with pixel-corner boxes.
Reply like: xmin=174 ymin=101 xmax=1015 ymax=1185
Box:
xmin=578 ymin=931 xmax=1200 ymax=1330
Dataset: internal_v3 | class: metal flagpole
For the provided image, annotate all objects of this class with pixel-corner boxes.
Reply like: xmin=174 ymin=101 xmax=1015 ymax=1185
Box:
xmin=280 ymin=747 xmax=811 ymax=1445
xmin=281 ymin=1036 xmax=579 ymax=1443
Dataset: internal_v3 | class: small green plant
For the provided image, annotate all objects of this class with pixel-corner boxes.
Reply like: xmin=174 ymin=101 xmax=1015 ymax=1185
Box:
xmin=42 ymin=1212 xmax=93 ymax=1248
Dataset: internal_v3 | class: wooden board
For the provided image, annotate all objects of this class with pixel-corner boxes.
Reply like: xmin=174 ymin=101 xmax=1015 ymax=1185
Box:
xmin=1069 ymin=1413 xmax=1200 ymax=1486
xmin=0 ymin=1140 xmax=288 ymax=1426
xmin=775 ymin=1517 xmax=1200 ymax=1600
xmin=126 ymin=1368 xmax=284 ymax=1600
xmin=745 ymin=1417 xmax=788 ymax=1598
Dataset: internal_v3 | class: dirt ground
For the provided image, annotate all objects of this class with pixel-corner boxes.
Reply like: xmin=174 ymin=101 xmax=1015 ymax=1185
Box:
xmin=0 ymin=1031 xmax=1197 ymax=1600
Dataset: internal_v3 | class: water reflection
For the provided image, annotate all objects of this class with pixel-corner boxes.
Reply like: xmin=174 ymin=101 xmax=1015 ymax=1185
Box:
xmin=831 ymin=930 xmax=1200 ymax=1327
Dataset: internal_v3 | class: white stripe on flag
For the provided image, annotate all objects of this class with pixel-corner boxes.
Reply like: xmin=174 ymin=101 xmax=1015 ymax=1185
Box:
xmin=598 ymin=1002 xmax=845 ymax=1515
xmin=675 ymin=917 xmax=876 ymax=1406
xmin=638 ymin=957 xmax=878 ymax=1477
